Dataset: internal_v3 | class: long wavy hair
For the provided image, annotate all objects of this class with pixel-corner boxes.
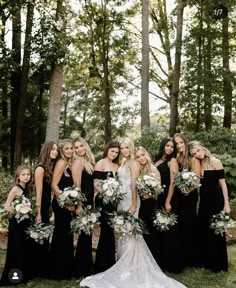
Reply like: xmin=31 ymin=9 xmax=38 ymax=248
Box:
xmin=173 ymin=133 xmax=189 ymax=169
xmin=73 ymin=137 xmax=95 ymax=175
xmin=13 ymin=165 xmax=33 ymax=194
xmin=58 ymin=139 xmax=73 ymax=167
xmin=188 ymin=140 xmax=212 ymax=166
xmin=155 ymin=137 xmax=176 ymax=162
xmin=37 ymin=141 xmax=58 ymax=184
xmin=135 ymin=146 xmax=153 ymax=173
xmin=119 ymin=137 xmax=135 ymax=164
xmin=102 ymin=140 xmax=120 ymax=164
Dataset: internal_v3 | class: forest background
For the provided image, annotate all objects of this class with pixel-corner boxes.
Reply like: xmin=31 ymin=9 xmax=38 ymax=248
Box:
xmin=0 ymin=0 xmax=236 ymax=202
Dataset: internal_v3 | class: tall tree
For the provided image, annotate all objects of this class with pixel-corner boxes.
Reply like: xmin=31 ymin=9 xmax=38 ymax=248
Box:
xmin=141 ymin=0 xmax=150 ymax=130
xmin=14 ymin=1 xmax=34 ymax=167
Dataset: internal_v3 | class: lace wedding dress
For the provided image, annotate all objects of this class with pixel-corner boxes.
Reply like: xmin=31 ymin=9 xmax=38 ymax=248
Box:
xmin=80 ymin=163 xmax=187 ymax=288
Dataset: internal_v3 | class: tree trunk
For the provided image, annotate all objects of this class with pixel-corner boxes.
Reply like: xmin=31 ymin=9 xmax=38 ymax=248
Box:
xmin=10 ymin=9 xmax=21 ymax=172
xmin=203 ymin=11 xmax=212 ymax=131
xmin=222 ymin=15 xmax=232 ymax=128
xmin=45 ymin=0 xmax=64 ymax=142
xmin=195 ymin=1 xmax=203 ymax=132
xmin=14 ymin=2 xmax=34 ymax=167
xmin=169 ymin=1 xmax=185 ymax=136
xmin=141 ymin=0 xmax=150 ymax=131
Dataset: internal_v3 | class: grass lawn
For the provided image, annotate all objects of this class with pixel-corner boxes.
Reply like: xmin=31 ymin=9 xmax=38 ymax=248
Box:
xmin=0 ymin=245 xmax=236 ymax=288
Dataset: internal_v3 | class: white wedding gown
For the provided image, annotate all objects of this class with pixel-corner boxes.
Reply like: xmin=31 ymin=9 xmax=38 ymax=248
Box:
xmin=80 ymin=164 xmax=187 ymax=288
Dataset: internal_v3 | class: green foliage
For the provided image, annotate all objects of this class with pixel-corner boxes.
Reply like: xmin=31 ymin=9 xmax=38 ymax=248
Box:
xmin=135 ymin=127 xmax=166 ymax=160
xmin=0 ymin=170 xmax=13 ymax=205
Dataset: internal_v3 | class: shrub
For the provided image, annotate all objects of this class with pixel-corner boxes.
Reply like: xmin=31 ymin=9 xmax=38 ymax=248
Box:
xmin=0 ymin=170 xmax=13 ymax=206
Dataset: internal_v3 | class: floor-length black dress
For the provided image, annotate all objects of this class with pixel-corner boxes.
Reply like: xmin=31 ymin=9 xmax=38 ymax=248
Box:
xmin=138 ymin=192 xmax=160 ymax=263
xmin=73 ymin=168 xmax=94 ymax=277
xmin=0 ymin=185 xmax=31 ymax=286
xmin=94 ymin=171 xmax=116 ymax=273
xmin=50 ymin=166 xmax=74 ymax=279
xmin=198 ymin=169 xmax=228 ymax=272
xmin=156 ymin=160 xmax=183 ymax=273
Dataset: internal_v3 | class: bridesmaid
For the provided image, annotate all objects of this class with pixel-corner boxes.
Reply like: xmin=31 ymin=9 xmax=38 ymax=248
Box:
xmin=50 ymin=139 xmax=74 ymax=279
xmin=188 ymin=141 xmax=230 ymax=272
xmin=0 ymin=165 xmax=32 ymax=286
xmin=134 ymin=146 xmax=161 ymax=264
xmin=72 ymin=137 xmax=95 ymax=277
xmin=94 ymin=140 xmax=120 ymax=273
xmin=173 ymin=133 xmax=200 ymax=268
xmin=154 ymin=138 xmax=183 ymax=273
xmin=31 ymin=141 xmax=58 ymax=278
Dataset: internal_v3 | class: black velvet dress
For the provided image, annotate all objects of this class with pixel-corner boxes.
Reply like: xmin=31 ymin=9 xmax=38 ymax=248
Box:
xmin=156 ymin=160 xmax=183 ymax=273
xmin=198 ymin=169 xmax=228 ymax=272
xmin=0 ymin=185 xmax=31 ymax=286
xmin=94 ymin=171 xmax=116 ymax=273
xmin=50 ymin=166 xmax=74 ymax=279
xmin=73 ymin=168 xmax=94 ymax=277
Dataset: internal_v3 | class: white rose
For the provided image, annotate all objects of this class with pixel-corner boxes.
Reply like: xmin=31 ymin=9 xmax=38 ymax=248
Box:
xmin=81 ymin=217 xmax=88 ymax=225
xmin=15 ymin=204 xmax=22 ymax=212
xmin=116 ymin=216 xmax=124 ymax=225
xmin=103 ymin=183 xmax=109 ymax=190
xmin=30 ymin=231 xmax=39 ymax=239
xmin=126 ymin=223 xmax=132 ymax=231
xmin=182 ymin=172 xmax=190 ymax=180
xmin=217 ymin=221 xmax=224 ymax=227
xmin=105 ymin=189 xmax=114 ymax=197
xmin=89 ymin=213 xmax=97 ymax=223
xmin=158 ymin=216 xmax=167 ymax=224
xmin=70 ymin=190 xmax=79 ymax=198
xmin=20 ymin=207 xmax=30 ymax=214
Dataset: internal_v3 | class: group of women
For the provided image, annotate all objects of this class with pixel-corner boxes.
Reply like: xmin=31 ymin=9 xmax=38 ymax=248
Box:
xmin=0 ymin=133 xmax=230 ymax=287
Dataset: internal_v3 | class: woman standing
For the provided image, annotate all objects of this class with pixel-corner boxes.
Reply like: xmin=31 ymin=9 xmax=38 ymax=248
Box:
xmin=188 ymin=141 xmax=230 ymax=272
xmin=94 ymin=140 xmax=120 ymax=273
xmin=173 ymin=133 xmax=200 ymax=268
xmin=155 ymin=138 xmax=183 ymax=273
xmin=30 ymin=142 xmax=58 ymax=278
xmin=50 ymin=139 xmax=74 ymax=279
xmin=0 ymin=165 xmax=32 ymax=286
xmin=72 ymin=137 xmax=95 ymax=277
xmin=135 ymin=146 xmax=160 ymax=263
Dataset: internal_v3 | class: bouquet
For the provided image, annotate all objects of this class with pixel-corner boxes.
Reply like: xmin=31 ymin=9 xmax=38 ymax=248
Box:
xmin=153 ymin=209 xmax=178 ymax=232
xmin=135 ymin=173 xmax=163 ymax=199
xmin=11 ymin=195 xmax=33 ymax=223
xmin=25 ymin=223 xmax=54 ymax=244
xmin=174 ymin=169 xmax=201 ymax=194
xmin=108 ymin=210 xmax=143 ymax=238
xmin=210 ymin=211 xmax=235 ymax=236
xmin=96 ymin=177 xmax=125 ymax=205
xmin=70 ymin=205 xmax=101 ymax=236
xmin=57 ymin=185 xmax=86 ymax=208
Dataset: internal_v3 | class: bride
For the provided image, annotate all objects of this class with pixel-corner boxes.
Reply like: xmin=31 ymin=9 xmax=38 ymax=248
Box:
xmin=80 ymin=138 xmax=187 ymax=288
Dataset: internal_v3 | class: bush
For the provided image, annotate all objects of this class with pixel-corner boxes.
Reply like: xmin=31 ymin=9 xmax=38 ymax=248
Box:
xmin=0 ymin=170 xmax=13 ymax=206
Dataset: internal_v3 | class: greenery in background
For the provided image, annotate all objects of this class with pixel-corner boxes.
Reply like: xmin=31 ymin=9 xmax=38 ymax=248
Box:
xmin=0 ymin=171 xmax=13 ymax=205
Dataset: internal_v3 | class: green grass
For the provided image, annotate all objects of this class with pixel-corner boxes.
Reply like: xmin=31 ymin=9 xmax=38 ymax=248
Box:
xmin=1 ymin=245 xmax=236 ymax=288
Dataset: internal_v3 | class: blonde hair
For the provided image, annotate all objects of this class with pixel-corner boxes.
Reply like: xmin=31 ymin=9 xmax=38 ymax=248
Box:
xmin=13 ymin=165 xmax=32 ymax=194
xmin=188 ymin=140 xmax=212 ymax=166
xmin=58 ymin=139 xmax=73 ymax=167
xmin=135 ymin=146 xmax=153 ymax=173
xmin=119 ymin=137 xmax=135 ymax=163
xmin=73 ymin=137 xmax=95 ymax=175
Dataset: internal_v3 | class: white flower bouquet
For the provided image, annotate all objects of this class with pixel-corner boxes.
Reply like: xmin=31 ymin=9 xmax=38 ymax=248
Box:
xmin=153 ymin=209 xmax=178 ymax=232
xmin=70 ymin=205 xmax=101 ymax=236
xmin=26 ymin=223 xmax=54 ymax=244
xmin=174 ymin=169 xmax=201 ymax=194
xmin=210 ymin=211 xmax=235 ymax=236
xmin=57 ymin=185 xmax=86 ymax=208
xmin=12 ymin=195 xmax=33 ymax=223
xmin=96 ymin=177 xmax=125 ymax=205
xmin=108 ymin=210 xmax=143 ymax=238
xmin=135 ymin=173 xmax=163 ymax=199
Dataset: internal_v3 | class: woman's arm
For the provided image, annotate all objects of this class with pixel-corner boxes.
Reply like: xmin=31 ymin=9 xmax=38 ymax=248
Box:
xmin=34 ymin=166 xmax=44 ymax=223
xmin=51 ymin=159 xmax=67 ymax=198
xmin=129 ymin=161 xmax=140 ymax=215
xmin=165 ymin=158 xmax=179 ymax=212
xmin=215 ymin=158 xmax=230 ymax=214
xmin=93 ymin=159 xmax=104 ymax=194
xmin=71 ymin=159 xmax=84 ymax=214
xmin=4 ymin=187 xmax=19 ymax=213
